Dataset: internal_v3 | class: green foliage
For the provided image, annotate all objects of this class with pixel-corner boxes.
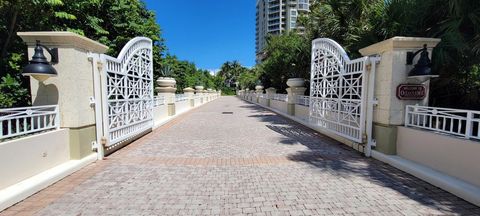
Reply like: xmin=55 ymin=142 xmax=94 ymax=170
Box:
xmin=160 ymin=65 xmax=174 ymax=77
xmin=260 ymin=32 xmax=310 ymax=91
xmin=237 ymin=67 xmax=261 ymax=90
xmin=0 ymin=0 xmax=166 ymax=107
xmin=291 ymin=0 xmax=480 ymax=109
xmin=160 ymin=55 xmax=221 ymax=93
xmin=0 ymin=74 xmax=29 ymax=108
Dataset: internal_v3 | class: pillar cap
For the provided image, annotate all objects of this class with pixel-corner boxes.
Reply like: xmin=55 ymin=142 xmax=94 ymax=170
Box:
xmin=359 ymin=36 xmax=441 ymax=56
xmin=156 ymin=86 xmax=176 ymax=93
xmin=183 ymin=87 xmax=195 ymax=93
xmin=18 ymin=31 xmax=109 ymax=53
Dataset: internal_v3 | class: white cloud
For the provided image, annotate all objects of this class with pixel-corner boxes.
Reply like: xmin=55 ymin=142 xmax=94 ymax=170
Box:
xmin=207 ymin=69 xmax=220 ymax=76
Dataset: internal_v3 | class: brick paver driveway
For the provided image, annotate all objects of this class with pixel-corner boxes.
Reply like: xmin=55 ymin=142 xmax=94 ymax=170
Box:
xmin=2 ymin=96 xmax=479 ymax=215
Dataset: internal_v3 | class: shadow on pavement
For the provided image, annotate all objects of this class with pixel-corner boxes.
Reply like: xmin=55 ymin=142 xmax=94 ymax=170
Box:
xmin=241 ymin=99 xmax=479 ymax=214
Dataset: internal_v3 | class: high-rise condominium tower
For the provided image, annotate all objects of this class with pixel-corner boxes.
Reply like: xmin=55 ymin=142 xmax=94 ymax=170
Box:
xmin=255 ymin=0 xmax=310 ymax=63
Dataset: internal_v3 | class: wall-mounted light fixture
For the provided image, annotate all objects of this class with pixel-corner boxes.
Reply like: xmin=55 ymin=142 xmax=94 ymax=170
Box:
xmin=406 ymin=44 xmax=438 ymax=79
xmin=22 ymin=40 xmax=59 ymax=82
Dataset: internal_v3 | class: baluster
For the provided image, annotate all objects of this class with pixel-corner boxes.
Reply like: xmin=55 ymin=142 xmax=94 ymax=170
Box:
xmin=37 ymin=115 xmax=41 ymax=130
xmin=23 ymin=117 xmax=27 ymax=133
xmin=30 ymin=115 xmax=34 ymax=130
xmin=16 ymin=118 xmax=20 ymax=134
xmin=442 ymin=117 xmax=446 ymax=131
xmin=465 ymin=112 xmax=473 ymax=139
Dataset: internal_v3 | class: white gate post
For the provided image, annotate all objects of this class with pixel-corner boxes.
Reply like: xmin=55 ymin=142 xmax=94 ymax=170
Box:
xmin=359 ymin=37 xmax=441 ymax=155
xmin=18 ymin=32 xmax=109 ymax=160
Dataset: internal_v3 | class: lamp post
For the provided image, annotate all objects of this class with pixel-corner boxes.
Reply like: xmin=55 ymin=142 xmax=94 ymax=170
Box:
xmin=22 ymin=40 xmax=59 ymax=82
xmin=406 ymin=44 xmax=438 ymax=79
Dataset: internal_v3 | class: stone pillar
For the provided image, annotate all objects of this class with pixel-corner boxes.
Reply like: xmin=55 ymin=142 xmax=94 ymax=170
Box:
xmin=255 ymin=85 xmax=264 ymax=103
xmin=156 ymin=78 xmax=176 ymax=116
xmin=359 ymin=36 xmax=441 ymax=155
xmin=195 ymin=86 xmax=204 ymax=104
xmin=184 ymin=87 xmax=195 ymax=107
xmin=286 ymin=87 xmax=307 ymax=115
xmin=18 ymin=31 xmax=109 ymax=159
xmin=265 ymin=87 xmax=276 ymax=107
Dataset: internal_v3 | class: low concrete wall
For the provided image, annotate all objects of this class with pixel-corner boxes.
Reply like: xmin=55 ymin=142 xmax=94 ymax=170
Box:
xmin=259 ymin=98 xmax=269 ymax=107
xmin=0 ymin=129 xmax=70 ymax=190
xmin=294 ymin=104 xmax=309 ymax=121
xmin=153 ymin=105 xmax=168 ymax=128
xmin=193 ymin=98 xmax=202 ymax=107
xmin=175 ymin=100 xmax=190 ymax=114
xmin=270 ymin=100 xmax=288 ymax=114
xmin=397 ymin=126 xmax=480 ymax=187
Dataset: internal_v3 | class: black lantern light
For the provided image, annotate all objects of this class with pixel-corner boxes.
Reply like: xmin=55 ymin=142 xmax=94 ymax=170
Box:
xmin=406 ymin=44 xmax=438 ymax=79
xmin=22 ymin=40 xmax=59 ymax=82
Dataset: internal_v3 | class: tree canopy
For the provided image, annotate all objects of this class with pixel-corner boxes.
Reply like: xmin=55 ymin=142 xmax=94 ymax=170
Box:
xmin=0 ymin=0 xmax=222 ymax=107
xmin=257 ymin=0 xmax=480 ymax=109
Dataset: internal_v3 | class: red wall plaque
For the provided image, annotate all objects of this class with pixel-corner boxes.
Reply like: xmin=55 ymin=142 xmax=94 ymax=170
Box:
xmin=396 ymin=84 xmax=426 ymax=100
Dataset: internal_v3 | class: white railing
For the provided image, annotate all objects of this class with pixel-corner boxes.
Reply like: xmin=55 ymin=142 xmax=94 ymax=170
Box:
xmin=405 ymin=105 xmax=480 ymax=140
xmin=259 ymin=94 xmax=267 ymax=99
xmin=271 ymin=94 xmax=288 ymax=102
xmin=296 ymin=95 xmax=310 ymax=106
xmin=0 ymin=105 xmax=60 ymax=140
xmin=175 ymin=94 xmax=188 ymax=102
xmin=153 ymin=96 xmax=166 ymax=107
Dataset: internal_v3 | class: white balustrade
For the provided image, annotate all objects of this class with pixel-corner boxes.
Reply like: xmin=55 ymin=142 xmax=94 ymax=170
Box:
xmin=271 ymin=94 xmax=288 ymax=102
xmin=0 ymin=105 xmax=60 ymax=140
xmin=296 ymin=95 xmax=310 ymax=106
xmin=175 ymin=94 xmax=188 ymax=102
xmin=153 ymin=96 xmax=166 ymax=107
xmin=405 ymin=105 xmax=480 ymax=140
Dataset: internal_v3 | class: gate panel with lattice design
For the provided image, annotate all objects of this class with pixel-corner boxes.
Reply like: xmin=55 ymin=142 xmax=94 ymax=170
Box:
xmin=100 ymin=37 xmax=154 ymax=151
xmin=309 ymin=38 xmax=368 ymax=143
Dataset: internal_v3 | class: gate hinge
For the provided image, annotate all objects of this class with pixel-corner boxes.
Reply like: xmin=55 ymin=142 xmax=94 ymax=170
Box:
xmin=97 ymin=61 xmax=103 ymax=70
xmin=369 ymin=55 xmax=381 ymax=64
xmin=372 ymin=97 xmax=379 ymax=106
xmin=91 ymin=141 xmax=98 ymax=151
xmin=370 ymin=139 xmax=377 ymax=147
xmin=101 ymin=137 xmax=107 ymax=147
xmin=89 ymin=96 xmax=95 ymax=108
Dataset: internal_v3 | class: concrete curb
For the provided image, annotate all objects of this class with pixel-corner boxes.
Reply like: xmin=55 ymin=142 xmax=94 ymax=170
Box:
xmin=0 ymin=154 xmax=97 ymax=211
xmin=372 ymin=150 xmax=480 ymax=207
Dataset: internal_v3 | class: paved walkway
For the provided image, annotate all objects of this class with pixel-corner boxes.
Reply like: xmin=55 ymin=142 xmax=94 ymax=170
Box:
xmin=2 ymin=96 xmax=479 ymax=216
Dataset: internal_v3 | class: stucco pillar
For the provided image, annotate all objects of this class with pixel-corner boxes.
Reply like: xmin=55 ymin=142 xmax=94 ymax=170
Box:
xmin=255 ymin=85 xmax=264 ymax=103
xmin=156 ymin=84 xmax=176 ymax=116
xmin=18 ymin=31 xmax=109 ymax=159
xmin=286 ymin=87 xmax=306 ymax=115
xmin=195 ymin=86 xmax=204 ymax=104
xmin=265 ymin=87 xmax=276 ymax=107
xmin=184 ymin=87 xmax=195 ymax=107
xmin=359 ymin=36 xmax=441 ymax=154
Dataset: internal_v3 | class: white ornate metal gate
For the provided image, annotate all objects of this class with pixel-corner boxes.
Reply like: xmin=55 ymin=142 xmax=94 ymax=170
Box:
xmin=99 ymin=37 xmax=154 ymax=151
xmin=309 ymin=38 xmax=369 ymax=143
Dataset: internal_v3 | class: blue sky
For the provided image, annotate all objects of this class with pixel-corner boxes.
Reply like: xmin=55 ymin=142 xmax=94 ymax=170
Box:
xmin=144 ymin=0 xmax=256 ymax=72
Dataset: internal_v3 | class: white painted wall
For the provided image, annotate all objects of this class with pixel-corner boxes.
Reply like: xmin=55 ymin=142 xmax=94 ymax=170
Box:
xmin=397 ymin=126 xmax=480 ymax=187
xmin=0 ymin=129 xmax=70 ymax=190
xmin=153 ymin=105 xmax=168 ymax=128
xmin=294 ymin=104 xmax=309 ymax=121
xmin=270 ymin=100 xmax=288 ymax=114
xmin=259 ymin=98 xmax=269 ymax=107
xmin=175 ymin=100 xmax=190 ymax=114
